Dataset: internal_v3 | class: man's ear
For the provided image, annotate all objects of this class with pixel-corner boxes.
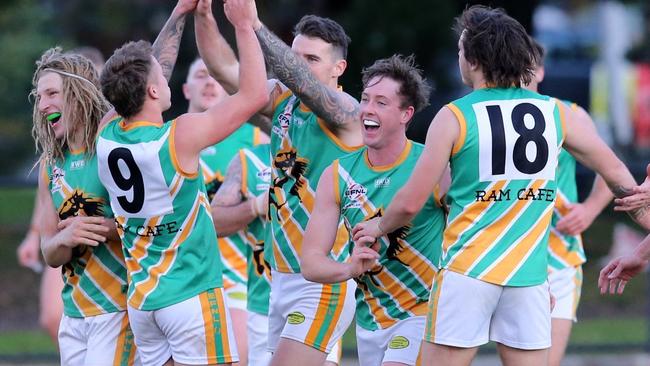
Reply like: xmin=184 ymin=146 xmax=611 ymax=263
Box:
xmin=401 ymin=106 xmax=415 ymax=125
xmin=333 ymin=58 xmax=347 ymax=78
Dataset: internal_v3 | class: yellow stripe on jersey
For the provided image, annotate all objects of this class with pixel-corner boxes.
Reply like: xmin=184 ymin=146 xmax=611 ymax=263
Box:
xmin=443 ymin=181 xmax=507 ymax=252
xmin=448 ymin=103 xmax=467 ymax=156
xmin=448 ymin=180 xmax=544 ymax=274
xmin=67 ymin=262 xmax=103 ymax=316
xmin=218 ymin=237 xmax=248 ymax=281
xmin=129 ymin=196 xmax=202 ymax=308
xmin=169 ymin=121 xmax=199 ymax=179
xmin=360 ymin=286 xmax=394 ymax=328
xmin=130 ymin=216 xmax=163 ymax=264
xmin=332 ymin=160 xmax=341 ymax=206
xmin=481 ymin=206 xmax=552 ymax=284
xmin=84 ymin=254 xmax=125 ymax=308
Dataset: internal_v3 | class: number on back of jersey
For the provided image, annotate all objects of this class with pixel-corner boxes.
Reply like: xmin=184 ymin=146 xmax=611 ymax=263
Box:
xmin=473 ymin=99 xmax=559 ymax=182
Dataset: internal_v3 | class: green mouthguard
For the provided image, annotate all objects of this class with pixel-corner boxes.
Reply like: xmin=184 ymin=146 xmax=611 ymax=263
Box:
xmin=46 ymin=112 xmax=61 ymax=122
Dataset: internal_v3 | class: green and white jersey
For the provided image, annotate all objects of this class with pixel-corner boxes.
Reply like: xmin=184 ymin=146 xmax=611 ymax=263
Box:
xmin=549 ymin=102 xmax=585 ymax=270
xmin=442 ymin=88 xmax=565 ymax=287
xmin=200 ymin=123 xmax=262 ymax=289
xmin=45 ymin=150 xmax=128 ymax=318
xmin=240 ymin=144 xmax=272 ymax=315
xmin=270 ymin=90 xmax=361 ymax=273
xmin=200 ymin=123 xmax=263 ymax=200
xmin=96 ymin=118 xmax=222 ymax=311
xmin=335 ymin=141 xmax=445 ymax=330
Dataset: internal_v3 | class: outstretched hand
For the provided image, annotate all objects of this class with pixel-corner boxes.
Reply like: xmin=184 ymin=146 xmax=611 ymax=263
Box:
xmin=614 ymin=163 xmax=650 ymax=212
xmin=175 ymin=0 xmax=199 ymax=15
xmin=195 ymin=0 xmax=213 ymax=17
xmin=598 ymin=255 xmax=648 ymax=295
xmin=223 ymin=0 xmax=259 ymax=30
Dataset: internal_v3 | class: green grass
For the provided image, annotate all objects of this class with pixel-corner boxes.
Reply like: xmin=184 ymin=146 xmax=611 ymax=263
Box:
xmin=0 ymin=187 xmax=36 ymax=227
xmin=571 ymin=317 xmax=647 ymax=344
xmin=0 ymin=331 xmax=56 ymax=355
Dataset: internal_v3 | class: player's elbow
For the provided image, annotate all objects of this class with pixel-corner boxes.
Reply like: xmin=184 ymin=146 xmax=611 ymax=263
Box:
xmin=251 ymin=89 xmax=270 ymax=112
xmin=300 ymin=252 xmax=322 ymax=283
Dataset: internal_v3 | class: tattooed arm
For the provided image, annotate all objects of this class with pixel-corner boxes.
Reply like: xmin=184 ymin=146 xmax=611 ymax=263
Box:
xmin=254 ymin=23 xmax=360 ymax=132
xmin=152 ymin=0 xmax=198 ymax=81
xmin=211 ymin=155 xmax=265 ymax=237
xmin=563 ymin=104 xmax=650 ymax=229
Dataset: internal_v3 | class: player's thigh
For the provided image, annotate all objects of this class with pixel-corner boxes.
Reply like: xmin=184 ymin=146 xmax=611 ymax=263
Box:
xmin=549 ymin=266 xmax=582 ymax=321
xmin=269 ymin=272 xmax=355 ymax=354
xmin=425 ymin=269 xmax=501 ymax=348
xmin=85 ymin=311 xmax=139 ymax=366
xmin=490 ymin=282 xmax=551 ymax=350
xmin=158 ymin=287 xmax=239 ymax=365
xmin=58 ymin=315 xmax=86 ymax=366
xmin=357 ymin=316 xmax=425 ymax=366
xmin=247 ymin=312 xmax=272 ymax=366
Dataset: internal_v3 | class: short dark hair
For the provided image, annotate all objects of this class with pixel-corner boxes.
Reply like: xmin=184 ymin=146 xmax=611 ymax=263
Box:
xmin=454 ymin=5 xmax=538 ymax=88
xmin=100 ymin=40 xmax=153 ymax=119
xmin=293 ymin=15 xmax=351 ymax=59
xmin=361 ymin=54 xmax=431 ymax=113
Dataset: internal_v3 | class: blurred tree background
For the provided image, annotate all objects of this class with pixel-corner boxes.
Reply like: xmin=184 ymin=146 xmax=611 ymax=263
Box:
xmin=0 ymin=0 xmax=547 ymax=178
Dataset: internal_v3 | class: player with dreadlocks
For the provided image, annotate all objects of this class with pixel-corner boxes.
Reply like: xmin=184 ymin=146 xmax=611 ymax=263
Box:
xmin=32 ymin=48 xmax=138 ymax=366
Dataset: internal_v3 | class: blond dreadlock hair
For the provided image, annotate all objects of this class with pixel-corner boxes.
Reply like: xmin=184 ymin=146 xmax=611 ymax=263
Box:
xmin=30 ymin=47 xmax=110 ymax=166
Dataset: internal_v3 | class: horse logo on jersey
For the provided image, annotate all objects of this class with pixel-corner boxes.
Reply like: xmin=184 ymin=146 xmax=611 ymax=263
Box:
xmin=269 ymin=148 xmax=310 ymax=219
xmin=352 ymin=209 xmax=411 ymax=291
xmin=58 ymin=190 xmax=105 ymax=278
xmin=58 ymin=190 xmax=105 ymax=220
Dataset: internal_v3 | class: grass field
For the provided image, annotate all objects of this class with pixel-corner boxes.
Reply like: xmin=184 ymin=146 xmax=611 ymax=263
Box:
xmin=1 ymin=187 xmax=649 ymax=356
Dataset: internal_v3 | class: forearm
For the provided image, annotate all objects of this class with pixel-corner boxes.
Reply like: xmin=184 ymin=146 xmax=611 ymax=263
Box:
xmin=301 ymin=251 xmax=352 ymax=283
xmin=152 ymin=5 xmax=188 ymax=81
xmin=235 ymin=26 xmax=267 ymax=104
xmin=194 ymin=11 xmax=241 ymax=94
xmin=254 ymin=24 xmax=357 ymax=128
xmin=41 ymin=234 xmax=71 ymax=267
xmin=632 ymin=234 xmax=650 ymax=261
xmin=379 ymin=188 xmax=422 ymax=235
xmin=604 ymin=163 xmax=650 ymax=228
xmin=212 ymin=200 xmax=256 ymax=237
xmin=583 ymin=175 xmax=613 ymax=214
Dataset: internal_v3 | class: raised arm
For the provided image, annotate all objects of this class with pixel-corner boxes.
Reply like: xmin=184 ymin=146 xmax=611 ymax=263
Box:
xmin=562 ymin=104 xmax=650 ymax=229
xmin=211 ymin=154 xmax=266 ymax=237
xmin=253 ymin=23 xmax=360 ymax=131
xmin=301 ymin=165 xmax=378 ymax=283
xmin=352 ymin=106 xmax=458 ymax=241
xmin=194 ymin=0 xmax=240 ymax=94
xmin=152 ymin=0 xmax=198 ymax=81
xmin=174 ymin=0 xmax=269 ymax=171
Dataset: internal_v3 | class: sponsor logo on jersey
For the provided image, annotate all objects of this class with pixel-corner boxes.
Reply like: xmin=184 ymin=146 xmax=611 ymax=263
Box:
xmin=375 ymin=177 xmax=390 ymax=188
xmin=70 ymin=159 xmax=85 ymax=170
xmin=343 ymin=183 xmax=367 ymax=209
